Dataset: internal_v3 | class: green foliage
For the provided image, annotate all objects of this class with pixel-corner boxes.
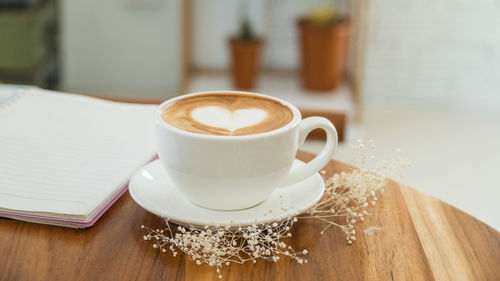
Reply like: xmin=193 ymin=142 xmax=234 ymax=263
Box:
xmin=306 ymin=5 xmax=344 ymax=25
xmin=237 ymin=18 xmax=256 ymax=41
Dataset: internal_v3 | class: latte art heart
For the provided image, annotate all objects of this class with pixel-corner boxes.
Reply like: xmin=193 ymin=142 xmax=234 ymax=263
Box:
xmin=161 ymin=93 xmax=293 ymax=136
xmin=191 ymin=106 xmax=268 ymax=132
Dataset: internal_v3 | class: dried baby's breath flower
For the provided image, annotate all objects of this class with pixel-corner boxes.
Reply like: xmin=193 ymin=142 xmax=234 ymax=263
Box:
xmin=299 ymin=139 xmax=411 ymax=243
xmin=142 ymin=217 xmax=306 ymax=278
xmin=141 ymin=139 xmax=410 ymax=276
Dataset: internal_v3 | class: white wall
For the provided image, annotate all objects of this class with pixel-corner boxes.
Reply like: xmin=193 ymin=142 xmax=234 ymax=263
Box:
xmin=192 ymin=0 xmax=264 ymax=69
xmin=60 ymin=0 xmax=181 ymax=100
xmin=363 ymin=0 xmax=500 ymax=110
xmin=192 ymin=0 xmax=347 ymax=70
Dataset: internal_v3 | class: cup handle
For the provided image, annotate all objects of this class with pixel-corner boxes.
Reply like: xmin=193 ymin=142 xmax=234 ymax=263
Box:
xmin=280 ymin=117 xmax=338 ymax=187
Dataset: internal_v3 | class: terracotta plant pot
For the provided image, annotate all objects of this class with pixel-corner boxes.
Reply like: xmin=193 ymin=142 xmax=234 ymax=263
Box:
xmin=298 ymin=19 xmax=350 ymax=92
xmin=228 ymin=38 xmax=263 ymax=90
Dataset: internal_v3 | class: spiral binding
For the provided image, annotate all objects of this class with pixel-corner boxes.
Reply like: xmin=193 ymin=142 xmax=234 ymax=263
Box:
xmin=0 ymin=87 xmax=31 ymax=110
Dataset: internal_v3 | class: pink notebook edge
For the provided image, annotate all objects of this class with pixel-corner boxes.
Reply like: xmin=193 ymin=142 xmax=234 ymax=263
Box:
xmin=0 ymin=155 xmax=159 ymax=228
xmin=0 ymin=182 xmax=130 ymax=228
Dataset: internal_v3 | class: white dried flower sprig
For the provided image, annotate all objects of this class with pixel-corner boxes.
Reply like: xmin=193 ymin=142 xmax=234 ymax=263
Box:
xmin=299 ymin=139 xmax=411 ymax=243
xmin=142 ymin=217 xmax=307 ymax=279
xmin=141 ymin=139 xmax=410 ymax=276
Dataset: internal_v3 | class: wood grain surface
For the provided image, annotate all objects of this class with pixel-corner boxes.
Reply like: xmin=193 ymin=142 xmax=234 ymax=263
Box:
xmin=1 ymin=151 xmax=499 ymax=281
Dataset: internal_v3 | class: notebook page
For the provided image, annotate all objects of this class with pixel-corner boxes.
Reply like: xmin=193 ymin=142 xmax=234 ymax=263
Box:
xmin=0 ymin=89 xmax=157 ymax=216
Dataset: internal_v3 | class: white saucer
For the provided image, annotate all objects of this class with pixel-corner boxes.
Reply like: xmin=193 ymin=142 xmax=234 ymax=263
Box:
xmin=129 ymin=159 xmax=324 ymax=227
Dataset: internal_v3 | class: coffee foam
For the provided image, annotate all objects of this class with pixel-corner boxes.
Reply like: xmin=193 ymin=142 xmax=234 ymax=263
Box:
xmin=191 ymin=106 xmax=268 ymax=133
xmin=161 ymin=93 xmax=293 ymax=136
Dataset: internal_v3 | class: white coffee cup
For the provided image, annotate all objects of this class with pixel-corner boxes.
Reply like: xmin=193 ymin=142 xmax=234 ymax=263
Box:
xmin=155 ymin=91 xmax=338 ymax=210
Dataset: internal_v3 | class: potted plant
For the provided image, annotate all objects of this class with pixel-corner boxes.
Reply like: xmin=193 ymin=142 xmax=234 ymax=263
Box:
xmin=228 ymin=18 xmax=263 ymax=90
xmin=297 ymin=5 xmax=350 ymax=92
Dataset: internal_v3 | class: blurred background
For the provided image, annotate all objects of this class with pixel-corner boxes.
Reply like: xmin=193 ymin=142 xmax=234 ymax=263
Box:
xmin=0 ymin=0 xmax=499 ymax=228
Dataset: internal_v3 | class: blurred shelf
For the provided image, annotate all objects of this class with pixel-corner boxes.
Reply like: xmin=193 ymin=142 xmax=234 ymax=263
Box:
xmin=0 ymin=0 xmax=58 ymax=88
xmin=188 ymin=71 xmax=353 ymax=113
xmin=187 ymin=71 xmax=356 ymax=142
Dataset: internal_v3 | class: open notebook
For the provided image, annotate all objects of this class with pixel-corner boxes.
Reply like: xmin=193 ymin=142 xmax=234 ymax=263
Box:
xmin=0 ymin=87 xmax=157 ymax=227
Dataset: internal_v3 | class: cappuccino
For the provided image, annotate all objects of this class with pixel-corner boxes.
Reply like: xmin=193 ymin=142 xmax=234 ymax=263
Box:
xmin=161 ymin=93 xmax=293 ymax=136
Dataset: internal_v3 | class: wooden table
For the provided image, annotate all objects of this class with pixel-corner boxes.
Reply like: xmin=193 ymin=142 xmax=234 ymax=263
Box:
xmin=1 ymin=151 xmax=499 ymax=281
